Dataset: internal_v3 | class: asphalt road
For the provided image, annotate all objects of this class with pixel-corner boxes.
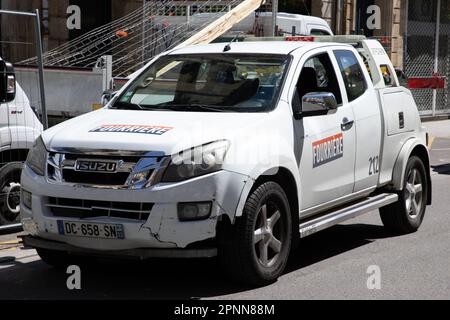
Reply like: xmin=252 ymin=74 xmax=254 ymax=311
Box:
xmin=1 ymin=139 xmax=450 ymax=300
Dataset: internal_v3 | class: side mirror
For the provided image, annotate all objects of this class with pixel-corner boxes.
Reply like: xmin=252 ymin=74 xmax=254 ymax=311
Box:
xmin=294 ymin=92 xmax=338 ymax=120
xmin=102 ymin=89 xmax=117 ymax=106
xmin=0 ymin=60 xmax=16 ymax=103
xmin=395 ymin=69 xmax=408 ymax=87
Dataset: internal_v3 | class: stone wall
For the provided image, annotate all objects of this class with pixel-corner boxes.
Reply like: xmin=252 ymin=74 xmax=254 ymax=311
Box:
xmin=311 ymin=0 xmax=334 ymax=29
xmin=47 ymin=0 xmax=69 ymax=51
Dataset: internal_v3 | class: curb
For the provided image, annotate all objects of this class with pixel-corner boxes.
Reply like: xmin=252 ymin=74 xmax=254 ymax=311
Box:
xmin=421 ymin=115 xmax=450 ymax=122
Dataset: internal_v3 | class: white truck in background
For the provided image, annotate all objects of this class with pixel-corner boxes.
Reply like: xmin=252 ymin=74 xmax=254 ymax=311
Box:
xmin=191 ymin=12 xmax=333 ymax=36
xmin=21 ymin=36 xmax=431 ymax=285
xmin=0 ymin=58 xmax=43 ymax=226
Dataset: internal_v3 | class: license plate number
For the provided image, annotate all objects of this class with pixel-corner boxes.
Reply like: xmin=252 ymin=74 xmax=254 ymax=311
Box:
xmin=57 ymin=221 xmax=125 ymax=240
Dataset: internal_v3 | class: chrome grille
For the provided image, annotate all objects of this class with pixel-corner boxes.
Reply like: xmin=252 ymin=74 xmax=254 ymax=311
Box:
xmin=47 ymin=197 xmax=154 ymax=221
xmin=46 ymin=151 xmax=168 ymax=189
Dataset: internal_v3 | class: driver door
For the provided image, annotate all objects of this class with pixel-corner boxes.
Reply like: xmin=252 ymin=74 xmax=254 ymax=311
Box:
xmin=293 ymin=49 xmax=356 ymax=211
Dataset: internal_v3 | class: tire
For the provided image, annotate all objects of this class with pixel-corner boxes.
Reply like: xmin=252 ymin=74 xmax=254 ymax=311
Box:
xmin=37 ymin=248 xmax=91 ymax=268
xmin=37 ymin=248 xmax=72 ymax=268
xmin=219 ymin=181 xmax=292 ymax=286
xmin=380 ymin=156 xmax=428 ymax=234
xmin=0 ymin=162 xmax=23 ymax=226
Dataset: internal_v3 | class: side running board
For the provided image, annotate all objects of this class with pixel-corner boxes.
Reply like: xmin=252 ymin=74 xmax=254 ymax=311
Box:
xmin=299 ymin=193 xmax=398 ymax=238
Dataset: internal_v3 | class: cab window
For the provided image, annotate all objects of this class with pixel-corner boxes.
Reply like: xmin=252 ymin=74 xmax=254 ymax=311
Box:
xmin=334 ymin=50 xmax=367 ymax=102
xmin=294 ymin=52 xmax=342 ymax=107
xmin=380 ymin=64 xmax=393 ymax=87
xmin=310 ymin=29 xmax=331 ymax=36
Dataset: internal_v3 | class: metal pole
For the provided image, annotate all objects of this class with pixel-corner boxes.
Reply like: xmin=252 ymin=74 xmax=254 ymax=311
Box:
xmin=187 ymin=5 xmax=191 ymax=25
xmin=34 ymin=9 xmax=48 ymax=130
xmin=336 ymin=0 xmax=344 ymax=35
xmin=271 ymin=0 xmax=278 ymax=37
xmin=0 ymin=9 xmax=37 ymax=17
xmin=432 ymin=0 xmax=441 ymax=117
xmin=142 ymin=0 xmax=146 ymax=65
xmin=404 ymin=0 xmax=409 ymax=66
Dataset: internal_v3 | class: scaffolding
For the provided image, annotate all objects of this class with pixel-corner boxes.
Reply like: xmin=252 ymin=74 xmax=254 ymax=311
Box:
xmin=20 ymin=0 xmax=271 ymax=77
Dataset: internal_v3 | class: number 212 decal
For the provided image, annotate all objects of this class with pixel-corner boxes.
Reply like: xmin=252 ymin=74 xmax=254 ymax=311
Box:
xmin=369 ymin=156 xmax=380 ymax=176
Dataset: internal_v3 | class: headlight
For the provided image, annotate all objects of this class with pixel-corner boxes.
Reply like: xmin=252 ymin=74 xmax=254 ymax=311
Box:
xmin=25 ymin=137 xmax=47 ymax=176
xmin=162 ymin=140 xmax=230 ymax=183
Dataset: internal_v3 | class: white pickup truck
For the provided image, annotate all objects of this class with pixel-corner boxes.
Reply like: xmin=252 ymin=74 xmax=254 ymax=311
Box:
xmin=21 ymin=36 xmax=431 ymax=285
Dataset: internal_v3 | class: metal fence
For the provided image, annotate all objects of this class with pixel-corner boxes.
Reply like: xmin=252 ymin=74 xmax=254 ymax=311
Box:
xmin=404 ymin=0 xmax=450 ymax=117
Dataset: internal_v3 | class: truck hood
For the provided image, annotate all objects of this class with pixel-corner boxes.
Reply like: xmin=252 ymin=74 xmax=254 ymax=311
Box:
xmin=42 ymin=109 xmax=268 ymax=155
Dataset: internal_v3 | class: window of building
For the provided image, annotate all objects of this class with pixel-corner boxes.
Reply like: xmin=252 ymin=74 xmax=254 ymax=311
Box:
xmin=334 ymin=50 xmax=367 ymax=102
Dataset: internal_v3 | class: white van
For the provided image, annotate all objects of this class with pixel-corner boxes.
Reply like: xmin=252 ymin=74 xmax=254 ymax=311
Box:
xmin=274 ymin=13 xmax=333 ymax=36
xmin=0 ymin=58 xmax=43 ymax=226
xmin=190 ymin=12 xmax=333 ymax=36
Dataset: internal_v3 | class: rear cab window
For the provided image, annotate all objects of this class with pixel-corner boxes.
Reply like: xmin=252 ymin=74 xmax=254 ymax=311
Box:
xmin=380 ymin=64 xmax=394 ymax=87
xmin=310 ymin=29 xmax=331 ymax=36
xmin=333 ymin=50 xmax=368 ymax=102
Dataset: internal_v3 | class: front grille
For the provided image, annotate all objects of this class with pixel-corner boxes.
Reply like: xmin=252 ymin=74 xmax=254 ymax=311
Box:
xmin=63 ymin=154 xmax=143 ymax=162
xmin=62 ymin=170 xmax=131 ymax=186
xmin=47 ymin=197 xmax=154 ymax=221
xmin=47 ymin=152 xmax=167 ymax=189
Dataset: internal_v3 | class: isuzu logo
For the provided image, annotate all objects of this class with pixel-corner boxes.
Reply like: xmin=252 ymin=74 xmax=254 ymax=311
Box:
xmin=75 ymin=160 xmax=120 ymax=173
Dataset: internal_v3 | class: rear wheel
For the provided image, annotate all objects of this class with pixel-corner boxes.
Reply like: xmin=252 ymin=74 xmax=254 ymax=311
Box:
xmin=0 ymin=162 xmax=23 ymax=226
xmin=380 ymin=156 xmax=428 ymax=234
xmin=219 ymin=182 xmax=292 ymax=286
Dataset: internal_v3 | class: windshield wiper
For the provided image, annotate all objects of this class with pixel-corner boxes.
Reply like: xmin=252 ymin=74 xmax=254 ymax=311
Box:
xmin=158 ymin=104 xmax=229 ymax=112
xmin=113 ymin=101 xmax=231 ymax=112
xmin=112 ymin=101 xmax=144 ymax=110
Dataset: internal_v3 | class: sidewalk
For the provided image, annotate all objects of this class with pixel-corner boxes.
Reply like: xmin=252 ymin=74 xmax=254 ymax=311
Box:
xmin=423 ymin=119 xmax=450 ymax=139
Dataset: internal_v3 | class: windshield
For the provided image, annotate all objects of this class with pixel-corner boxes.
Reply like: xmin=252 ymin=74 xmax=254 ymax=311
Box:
xmin=113 ymin=54 xmax=289 ymax=112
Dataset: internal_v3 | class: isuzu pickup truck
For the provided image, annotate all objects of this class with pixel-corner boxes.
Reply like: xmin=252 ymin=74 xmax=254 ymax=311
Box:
xmin=20 ymin=36 xmax=431 ymax=285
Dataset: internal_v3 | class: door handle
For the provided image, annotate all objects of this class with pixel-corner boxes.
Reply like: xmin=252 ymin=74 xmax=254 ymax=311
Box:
xmin=341 ymin=118 xmax=354 ymax=131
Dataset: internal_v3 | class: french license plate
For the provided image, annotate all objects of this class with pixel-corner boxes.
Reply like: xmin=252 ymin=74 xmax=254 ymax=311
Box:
xmin=57 ymin=221 xmax=125 ymax=240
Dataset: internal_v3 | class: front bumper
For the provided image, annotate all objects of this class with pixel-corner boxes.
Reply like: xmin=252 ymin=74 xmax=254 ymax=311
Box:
xmin=21 ymin=164 xmax=249 ymax=251
xmin=22 ymin=235 xmax=217 ymax=259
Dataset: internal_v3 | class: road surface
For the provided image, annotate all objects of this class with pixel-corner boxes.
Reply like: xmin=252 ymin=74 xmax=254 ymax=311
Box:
xmin=1 ymin=137 xmax=450 ymax=300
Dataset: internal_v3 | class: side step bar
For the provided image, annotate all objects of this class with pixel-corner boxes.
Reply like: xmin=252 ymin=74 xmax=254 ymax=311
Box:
xmin=299 ymin=193 xmax=398 ymax=238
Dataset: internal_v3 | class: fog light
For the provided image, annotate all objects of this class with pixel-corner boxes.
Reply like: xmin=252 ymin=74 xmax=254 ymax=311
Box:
xmin=21 ymin=190 xmax=32 ymax=210
xmin=178 ymin=202 xmax=212 ymax=221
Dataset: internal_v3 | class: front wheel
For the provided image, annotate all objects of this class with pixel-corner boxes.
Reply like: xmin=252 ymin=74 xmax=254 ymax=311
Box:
xmin=380 ymin=156 xmax=428 ymax=234
xmin=37 ymin=248 xmax=71 ymax=268
xmin=37 ymin=248 xmax=92 ymax=268
xmin=219 ymin=182 xmax=292 ymax=286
